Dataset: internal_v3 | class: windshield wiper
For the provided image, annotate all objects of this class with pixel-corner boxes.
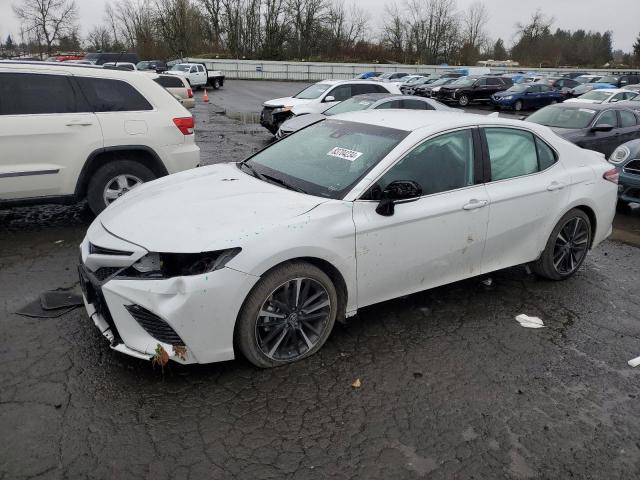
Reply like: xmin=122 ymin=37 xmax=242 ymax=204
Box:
xmin=238 ymin=161 xmax=268 ymax=182
xmin=238 ymin=162 xmax=305 ymax=193
xmin=261 ymin=173 xmax=306 ymax=193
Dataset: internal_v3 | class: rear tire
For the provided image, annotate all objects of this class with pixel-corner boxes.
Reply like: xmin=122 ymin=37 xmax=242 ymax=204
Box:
xmin=235 ymin=261 xmax=338 ymax=368
xmin=532 ymin=209 xmax=592 ymax=281
xmin=212 ymin=78 xmax=220 ymax=89
xmin=86 ymin=160 xmax=156 ymax=215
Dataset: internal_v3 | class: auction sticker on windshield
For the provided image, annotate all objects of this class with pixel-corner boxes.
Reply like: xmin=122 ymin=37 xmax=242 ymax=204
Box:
xmin=327 ymin=147 xmax=363 ymax=162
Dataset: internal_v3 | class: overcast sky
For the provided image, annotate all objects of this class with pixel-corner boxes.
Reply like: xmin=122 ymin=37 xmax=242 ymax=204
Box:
xmin=0 ymin=0 xmax=638 ymax=52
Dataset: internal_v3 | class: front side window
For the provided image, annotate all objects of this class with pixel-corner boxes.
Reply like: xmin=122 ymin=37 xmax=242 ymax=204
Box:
xmin=595 ymin=110 xmax=618 ymax=127
xmin=75 ymin=77 xmax=153 ymax=112
xmin=243 ymin=119 xmax=408 ymax=199
xmin=0 ymin=72 xmax=81 ymax=115
xmin=368 ymin=129 xmax=475 ymax=198
xmin=326 ymin=85 xmax=352 ymax=102
xmin=485 ymin=128 xmax=538 ymax=181
xmin=197 ymin=65 xmax=205 ymax=72
xmin=487 ymin=78 xmax=501 ymax=86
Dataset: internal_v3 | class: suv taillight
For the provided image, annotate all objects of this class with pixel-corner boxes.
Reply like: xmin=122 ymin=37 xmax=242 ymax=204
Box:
xmin=187 ymin=88 xmax=193 ymax=98
xmin=603 ymin=168 xmax=619 ymax=184
xmin=173 ymin=117 xmax=194 ymax=135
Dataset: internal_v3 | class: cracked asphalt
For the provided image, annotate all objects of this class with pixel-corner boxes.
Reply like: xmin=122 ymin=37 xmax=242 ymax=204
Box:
xmin=1 ymin=81 xmax=640 ymax=480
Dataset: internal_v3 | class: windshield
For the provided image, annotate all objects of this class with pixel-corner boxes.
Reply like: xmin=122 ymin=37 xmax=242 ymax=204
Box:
xmin=380 ymin=73 xmax=393 ymax=79
xmin=402 ymin=76 xmax=423 ymax=85
xmin=579 ymin=91 xmax=611 ymax=101
xmin=171 ymin=64 xmax=190 ymax=72
xmin=294 ymin=83 xmax=331 ymax=99
xmin=527 ymin=106 xmax=596 ymax=129
xmin=324 ymin=97 xmax=375 ymax=116
xmin=507 ymin=84 xmax=529 ymax=93
xmin=599 ymin=76 xmax=618 ymax=84
xmin=137 ymin=61 xmax=151 ymax=69
xmin=429 ymin=78 xmax=452 ymax=87
xmin=242 ymin=119 xmax=408 ymax=199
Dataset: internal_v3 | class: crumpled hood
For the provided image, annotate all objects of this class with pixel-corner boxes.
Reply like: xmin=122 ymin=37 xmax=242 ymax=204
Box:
xmin=263 ymin=96 xmax=313 ymax=108
xmin=280 ymin=113 xmax=325 ymax=132
xmin=99 ymin=163 xmax=325 ymax=253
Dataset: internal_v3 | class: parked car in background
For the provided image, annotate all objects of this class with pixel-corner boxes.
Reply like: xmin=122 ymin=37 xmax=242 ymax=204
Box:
xmin=562 ymin=71 xmax=589 ymax=79
xmin=84 ymin=52 xmax=140 ymax=65
xmin=538 ymin=76 xmax=581 ymax=97
xmin=392 ymin=75 xmax=425 ymax=87
xmin=574 ymin=75 xmax=602 ymax=84
xmin=103 ymin=62 xmax=137 ymax=71
xmin=167 ymin=62 xmax=225 ymax=89
xmin=565 ymin=88 xmax=638 ymax=105
xmin=622 ymin=84 xmax=640 ymax=94
xmin=374 ymin=72 xmax=410 ymax=82
xmin=570 ymin=76 xmax=613 ymax=96
xmin=261 ymin=80 xmax=401 ymax=134
xmin=526 ymin=103 xmax=640 ymax=156
xmin=355 ymin=71 xmax=383 ymax=79
xmin=137 ymin=60 xmax=168 ymax=72
xmin=492 ymin=83 xmax=564 ymax=111
xmin=78 ymin=110 xmax=617 ymax=367
xmin=609 ymin=139 xmax=640 ymax=210
xmin=413 ymin=77 xmax=460 ymax=97
xmin=433 ymin=75 xmax=512 ymax=107
xmin=154 ymin=74 xmax=194 ymax=109
xmin=63 ymin=59 xmax=93 ymax=65
xmin=276 ymin=93 xmax=455 ymax=138
xmin=0 ymin=61 xmax=200 ymax=215
xmin=596 ymin=74 xmax=640 ymax=89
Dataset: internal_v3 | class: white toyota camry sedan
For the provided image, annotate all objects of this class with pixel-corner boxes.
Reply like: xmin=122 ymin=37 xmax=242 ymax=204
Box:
xmin=79 ymin=111 xmax=618 ymax=368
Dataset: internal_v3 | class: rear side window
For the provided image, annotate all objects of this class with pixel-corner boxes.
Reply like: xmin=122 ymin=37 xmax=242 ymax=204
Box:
xmin=595 ymin=110 xmax=618 ymax=127
xmin=485 ymin=128 xmax=538 ymax=181
xmin=535 ymin=137 xmax=557 ymax=170
xmin=487 ymin=78 xmax=501 ymax=86
xmin=400 ymin=99 xmax=434 ymax=110
xmin=0 ymin=72 xmax=81 ymax=115
xmin=75 ymin=77 xmax=153 ymax=112
xmin=352 ymin=84 xmax=378 ymax=95
xmin=155 ymin=76 xmax=184 ymax=88
xmin=327 ymin=85 xmax=351 ymax=101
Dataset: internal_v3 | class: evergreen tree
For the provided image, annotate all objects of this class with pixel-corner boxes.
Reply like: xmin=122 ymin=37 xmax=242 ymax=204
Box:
xmin=492 ymin=38 xmax=507 ymax=59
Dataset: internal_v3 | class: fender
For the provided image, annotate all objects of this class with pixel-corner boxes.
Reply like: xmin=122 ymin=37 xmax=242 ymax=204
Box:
xmin=75 ymin=145 xmax=169 ymax=198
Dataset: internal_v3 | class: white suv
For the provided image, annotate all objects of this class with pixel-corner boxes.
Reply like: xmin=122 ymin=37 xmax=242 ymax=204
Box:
xmin=0 ymin=61 xmax=200 ymax=214
xmin=260 ymin=80 xmax=402 ymax=134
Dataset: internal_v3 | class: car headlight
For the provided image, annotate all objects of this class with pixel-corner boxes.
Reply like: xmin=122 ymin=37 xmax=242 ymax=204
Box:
xmin=504 ymin=95 xmax=513 ymax=100
xmin=129 ymin=248 xmax=241 ymax=278
xmin=609 ymin=145 xmax=631 ymax=164
xmin=273 ymin=106 xmax=293 ymax=114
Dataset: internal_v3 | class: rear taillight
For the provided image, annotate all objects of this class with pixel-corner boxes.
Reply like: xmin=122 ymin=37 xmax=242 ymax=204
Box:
xmin=603 ymin=168 xmax=619 ymax=184
xmin=173 ymin=117 xmax=194 ymax=135
xmin=187 ymin=88 xmax=193 ymax=98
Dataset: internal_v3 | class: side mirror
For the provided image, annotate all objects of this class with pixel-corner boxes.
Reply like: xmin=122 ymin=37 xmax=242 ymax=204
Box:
xmin=610 ymin=98 xmax=619 ymax=103
xmin=375 ymin=180 xmax=422 ymax=216
xmin=324 ymin=95 xmax=336 ymax=102
xmin=591 ymin=124 xmax=614 ymax=132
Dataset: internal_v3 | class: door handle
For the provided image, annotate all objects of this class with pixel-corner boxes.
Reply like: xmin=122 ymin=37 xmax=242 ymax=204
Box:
xmin=547 ymin=181 xmax=566 ymax=191
xmin=65 ymin=121 xmax=93 ymax=127
xmin=463 ymin=199 xmax=489 ymax=210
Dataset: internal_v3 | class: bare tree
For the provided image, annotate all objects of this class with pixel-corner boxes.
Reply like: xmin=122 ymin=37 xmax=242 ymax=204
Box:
xmin=87 ymin=25 xmax=113 ymax=51
xmin=12 ymin=0 xmax=78 ymax=55
xmin=262 ymin=0 xmax=288 ymax=59
xmin=155 ymin=0 xmax=204 ymax=57
xmin=462 ymin=1 xmax=487 ymax=48
xmin=199 ymin=0 xmax=224 ymax=51
xmin=381 ymin=2 xmax=405 ymax=60
xmin=287 ymin=0 xmax=328 ymax=59
xmin=327 ymin=1 xmax=369 ymax=55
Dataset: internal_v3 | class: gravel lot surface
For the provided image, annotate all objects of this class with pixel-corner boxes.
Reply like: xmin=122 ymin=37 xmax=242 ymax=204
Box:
xmin=1 ymin=81 xmax=639 ymax=480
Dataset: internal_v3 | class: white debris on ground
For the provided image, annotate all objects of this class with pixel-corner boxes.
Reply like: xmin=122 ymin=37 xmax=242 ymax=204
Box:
xmin=628 ymin=356 xmax=640 ymax=368
xmin=515 ymin=314 xmax=545 ymax=329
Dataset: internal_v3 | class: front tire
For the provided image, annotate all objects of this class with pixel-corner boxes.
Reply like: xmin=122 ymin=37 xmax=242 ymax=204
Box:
xmin=458 ymin=94 xmax=470 ymax=107
xmin=514 ymin=100 xmax=523 ymax=111
xmin=532 ymin=209 xmax=592 ymax=280
xmin=86 ymin=160 xmax=156 ymax=215
xmin=235 ymin=262 xmax=338 ymax=368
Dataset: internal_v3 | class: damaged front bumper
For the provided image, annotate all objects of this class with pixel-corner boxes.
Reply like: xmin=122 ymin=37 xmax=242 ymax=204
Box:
xmin=78 ymin=222 xmax=260 ymax=365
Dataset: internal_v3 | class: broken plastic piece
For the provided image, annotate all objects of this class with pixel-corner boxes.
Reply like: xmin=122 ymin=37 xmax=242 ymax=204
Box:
xmin=515 ymin=314 xmax=545 ymax=329
xmin=16 ymin=299 xmax=76 ymax=318
xmin=40 ymin=291 xmax=83 ymax=310
xmin=628 ymin=356 xmax=640 ymax=368
xmin=351 ymin=378 xmax=362 ymax=388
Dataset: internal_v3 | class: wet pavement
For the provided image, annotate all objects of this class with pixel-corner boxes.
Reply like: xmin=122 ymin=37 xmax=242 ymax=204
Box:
xmin=1 ymin=82 xmax=640 ymax=479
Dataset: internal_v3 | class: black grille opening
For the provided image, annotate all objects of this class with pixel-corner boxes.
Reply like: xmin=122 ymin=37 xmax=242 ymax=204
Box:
xmin=89 ymin=243 xmax=133 ymax=256
xmin=125 ymin=304 xmax=184 ymax=346
xmin=623 ymin=160 xmax=640 ymax=175
xmin=93 ymin=267 xmax=123 ymax=282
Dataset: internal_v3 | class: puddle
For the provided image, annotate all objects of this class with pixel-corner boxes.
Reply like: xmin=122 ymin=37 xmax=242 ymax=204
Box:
xmin=225 ymin=111 xmax=262 ymax=124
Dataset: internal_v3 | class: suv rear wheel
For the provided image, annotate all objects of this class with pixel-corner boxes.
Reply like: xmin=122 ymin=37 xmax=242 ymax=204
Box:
xmin=87 ymin=160 xmax=156 ymax=215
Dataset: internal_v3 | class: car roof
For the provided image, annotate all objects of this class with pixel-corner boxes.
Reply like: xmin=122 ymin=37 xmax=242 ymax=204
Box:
xmin=588 ymin=88 xmax=633 ymax=93
xmin=317 ymin=79 xmax=388 ymax=86
xmin=542 ymin=102 xmax=626 ymax=111
xmin=0 ymin=60 xmax=149 ymax=80
xmin=331 ymin=109 xmax=538 ymax=133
